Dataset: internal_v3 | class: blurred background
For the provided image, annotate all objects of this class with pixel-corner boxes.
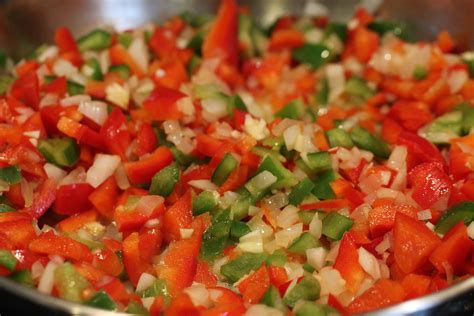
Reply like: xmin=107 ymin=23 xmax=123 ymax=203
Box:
xmin=0 ymin=0 xmax=472 ymax=60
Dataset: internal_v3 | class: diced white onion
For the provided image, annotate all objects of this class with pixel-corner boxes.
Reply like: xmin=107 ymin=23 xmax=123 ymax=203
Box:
xmin=115 ymin=164 xmax=131 ymax=190
xmin=60 ymin=94 xmax=91 ymax=107
xmin=447 ymin=69 xmax=468 ymax=94
xmin=135 ymin=195 xmax=164 ymax=216
xmin=52 ymin=59 xmax=77 ymax=78
xmin=38 ymin=261 xmax=58 ymax=295
xmin=317 ymin=267 xmax=346 ymax=296
xmin=78 ymin=100 xmax=108 ymax=126
xmin=86 ymin=154 xmax=121 ymax=188
xmin=31 ymin=261 xmax=45 ymax=279
xmin=275 ymin=223 xmax=303 ymax=248
xmin=245 ymin=304 xmax=284 ymax=316
xmin=136 ymin=273 xmax=156 ymax=292
xmin=184 ymin=284 xmax=212 ymax=308
xmin=238 ymin=230 xmax=263 ymax=253
xmin=128 ymin=37 xmax=149 ymax=73
xmin=188 ymin=180 xmax=218 ymax=191
xmin=201 ymin=97 xmax=228 ymax=122
xmin=375 ymin=233 xmax=391 ymax=254
xmin=358 ymin=247 xmax=381 ymax=280
xmin=306 ymin=247 xmax=327 ymax=271
xmin=326 ymin=64 xmax=345 ymax=102
xmin=467 ymin=222 xmax=474 ymax=239
xmin=246 ymin=170 xmax=277 ymax=193
xmin=141 ymin=297 xmax=156 ymax=310
xmin=276 ymin=205 xmax=300 ymax=229
xmin=309 ymin=213 xmax=323 ymax=239
xmin=20 ymin=179 xmax=34 ymax=208
xmin=243 ymin=115 xmax=269 ymax=141
xmin=417 ymin=210 xmax=432 ymax=221
xmin=180 ymin=228 xmax=194 ymax=239
xmin=44 ymin=163 xmax=67 ymax=183
xmin=106 ymin=83 xmax=130 ymax=109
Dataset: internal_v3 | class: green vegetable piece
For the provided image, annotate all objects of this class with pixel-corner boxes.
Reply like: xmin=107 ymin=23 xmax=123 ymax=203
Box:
xmin=231 ymin=192 xmax=254 ymax=220
xmin=257 ymin=156 xmax=297 ymax=189
xmin=118 ymin=32 xmax=134 ymax=48
xmin=345 ymin=76 xmax=375 ymax=101
xmin=456 ymin=103 xmax=474 ymax=134
xmin=293 ymin=43 xmax=332 ymax=69
xmin=212 ymin=153 xmax=238 ymax=186
xmin=0 ymin=204 xmax=15 ymax=213
xmin=312 ymin=170 xmax=338 ymax=200
xmin=462 ymin=52 xmax=474 ymax=78
xmin=413 ymin=65 xmax=428 ymax=80
xmin=201 ymin=209 xmax=232 ymax=260
xmin=298 ymin=211 xmax=318 ymax=225
xmin=77 ymin=29 xmax=113 ymax=51
xmin=350 ymin=126 xmax=390 ymax=159
xmin=221 ymin=252 xmax=268 ymax=283
xmin=187 ymin=31 xmax=204 ymax=56
xmin=305 ymin=152 xmax=333 ymax=173
xmin=230 ymin=221 xmax=251 ymax=239
xmin=227 ymin=94 xmax=248 ymax=113
xmin=275 ymin=100 xmax=305 ymax=120
xmin=126 ymin=301 xmax=148 ymax=315
xmin=85 ymin=290 xmax=117 ymax=311
xmin=84 ymin=58 xmax=103 ymax=80
xmin=288 ymin=232 xmax=320 ymax=256
xmin=149 ymin=163 xmax=180 ymax=197
xmin=67 ymin=80 xmax=85 ymax=95
xmin=266 ymin=249 xmax=288 ymax=267
xmin=303 ymin=263 xmax=315 ymax=273
xmin=0 ymin=250 xmax=17 ymax=271
xmin=170 ymin=146 xmax=196 ymax=167
xmin=239 ymin=13 xmax=256 ymax=58
xmin=180 ymin=11 xmax=211 ymax=28
xmin=419 ymin=111 xmax=462 ymax=144
xmin=324 ymin=23 xmax=348 ymax=41
xmin=0 ymin=76 xmax=13 ymax=95
xmin=435 ymin=201 xmax=474 ymax=234
xmin=141 ymin=279 xmax=170 ymax=304
xmin=283 ymin=275 xmax=320 ymax=308
xmin=187 ymin=55 xmax=202 ymax=76
xmin=10 ymin=270 xmax=34 ymax=287
xmin=109 ymin=64 xmax=130 ymax=79
xmin=322 ymin=212 xmax=354 ymax=240
xmin=326 ymin=128 xmax=354 ymax=148
xmin=0 ymin=166 xmax=22 ymax=185
xmin=261 ymin=286 xmax=287 ymax=312
xmin=193 ymin=190 xmax=218 ymax=215
xmin=38 ymin=137 xmax=80 ymax=168
xmin=289 ymin=178 xmax=315 ymax=205
xmin=316 ymin=76 xmax=329 ymax=106
xmin=294 ymin=301 xmax=336 ymax=316
xmin=54 ymin=262 xmax=90 ymax=303
xmin=368 ymin=20 xmax=411 ymax=41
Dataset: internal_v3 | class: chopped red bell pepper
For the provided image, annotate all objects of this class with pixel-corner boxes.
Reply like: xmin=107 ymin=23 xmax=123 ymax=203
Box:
xmin=10 ymin=71 xmax=40 ymax=110
xmin=163 ymin=293 xmax=199 ymax=316
xmin=408 ymin=161 xmax=452 ymax=209
xmin=135 ymin=123 xmax=157 ymax=157
xmin=29 ymin=231 xmax=90 ymax=261
xmin=163 ymin=190 xmax=193 ymax=242
xmin=202 ymin=0 xmax=239 ymax=67
xmin=401 ymin=273 xmax=431 ymax=299
xmin=368 ymin=204 xmax=418 ymax=238
xmin=21 ymin=178 xmax=57 ymax=219
xmin=346 ymin=279 xmax=405 ymax=314
xmin=0 ymin=219 xmax=36 ymax=249
xmin=393 ymin=212 xmax=441 ymax=273
xmin=92 ymin=248 xmax=123 ymax=277
xmin=122 ymin=232 xmax=153 ymax=286
xmin=397 ymin=131 xmax=447 ymax=170
xmin=143 ymin=85 xmax=186 ymax=121
xmin=58 ymin=210 xmax=98 ymax=233
xmin=194 ymin=260 xmax=218 ymax=287
xmin=124 ymin=146 xmax=174 ymax=184
xmin=100 ymin=108 xmax=132 ymax=160
xmin=88 ymin=176 xmax=120 ymax=219
xmin=54 ymin=183 xmax=94 ymax=215
xmin=334 ymin=232 xmax=365 ymax=293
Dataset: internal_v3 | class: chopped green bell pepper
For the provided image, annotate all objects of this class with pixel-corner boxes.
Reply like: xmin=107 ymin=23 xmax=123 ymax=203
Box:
xmin=38 ymin=137 xmax=80 ymax=168
xmin=212 ymin=153 xmax=238 ymax=186
xmin=350 ymin=126 xmax=390 ymax=159
xmin=126 ymin=301 xmax=148 ymax=315
xmin=293 ymin=43 xmax=332 ymax=69
xmin=141 ymin=279 xmax=170 ymax=303
xmin=118 ymin=32 xmax=134 ymax=49
xmin=257 ymin=156 xmax=297 ymax=189
xmin=288 ymin=232 xmax=320 ymax=256
xmin=193 ymin=190 xmax=218 ymax=215
xmin=0 ymin=166 xmax=22 ymax=185
xmin=230 ymin=221 xmax=251 ymax=240
xmin=54 ymin=262 xmax=90 ymax=303
xmin=413 ymin=65 xmax=428 ymax=80
xmin=109 ymin=64 xmax=131 ymax=79
xmin=312 ymin=170 xmax=338 ymax=200
xmin=435 ymin=201 xmax=474 ymax=234
xmin=0 ymin=204 xmax=15 ymax=213
xmin=149 ymin=163 xmax=180 ymax=197
xmin=266 ymin=249 xmax=288 ymax=267
xmin=0 ymin=76 xmax=13 ymax=95
xmin=84 ymin=58 xmax=103 ymax=80
xmin=67 ymin=80 xmax=85 ymax=95
xmin=283 ymin=275 xmax=320 ymax=308
xmin=201 ymin=208 xmax=232 ymax=260
xmin=0 ymin=250 xmax=17 ymax=271
xmin=220 ymin=252 xmax=267 ymax=283
xmin=289 ymin=178 xmax=315 ymax=205
xmin=77 ymin=29 xmax=113 ymax=51
xmin=10 ymin=270 xmax=34 ymax=287
xmin=345 ymin=76 xmax=375 ymax=101
xmin=275 ymin=100 xmax=306 ymax=120
xmin=294 ymin=301 xmax=337 ymax=316
xmin=326 ymin=128 xmax=353 ymax=148
xmin=261 ymin=286 xmax=287 ymax=312
xmin=322 ymin=212 xmax=354 ymax=240
xmin=85 ymin=290 xmax=117 ymax=311
xmin=305 ymin=152 xmax=333 ymax=173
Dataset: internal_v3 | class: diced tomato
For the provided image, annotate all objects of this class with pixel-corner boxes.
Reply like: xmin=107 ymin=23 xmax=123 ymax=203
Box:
xmin=393 ymin=212 xmax=441 ymax=273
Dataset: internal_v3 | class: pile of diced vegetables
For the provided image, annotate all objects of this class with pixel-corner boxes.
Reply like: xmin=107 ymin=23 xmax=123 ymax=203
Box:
xmin=0 ymin=0 xmax=474 ymax=314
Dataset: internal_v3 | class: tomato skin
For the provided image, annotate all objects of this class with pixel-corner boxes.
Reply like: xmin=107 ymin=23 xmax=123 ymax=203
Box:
xmin=393 ymin=212 xmax=441 ymax=274
xmin=408 ymin=162 xmax=452 ymax=210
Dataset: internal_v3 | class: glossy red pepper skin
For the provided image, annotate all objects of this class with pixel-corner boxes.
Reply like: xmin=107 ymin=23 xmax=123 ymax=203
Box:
xmin=21 ymin=179 xmax=57 ymax=219
xmin=143 ymin=85 xmax=186 ymax=121
xmin=100 ymin=108 xmax=131 ymax=160
xmin=54 ymin=183 xmax=94 ymax=215
xmin=124 ymin=146 xmax=174 ymax=184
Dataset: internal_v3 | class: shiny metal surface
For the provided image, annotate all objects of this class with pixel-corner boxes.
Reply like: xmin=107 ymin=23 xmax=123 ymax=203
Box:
xmin=0 ymin=0 xmax=473 ymax=315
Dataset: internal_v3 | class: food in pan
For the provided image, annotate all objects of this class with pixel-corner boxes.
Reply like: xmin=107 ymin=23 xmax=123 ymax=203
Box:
xmin=0 ymin=0 xmax=473 ymax=314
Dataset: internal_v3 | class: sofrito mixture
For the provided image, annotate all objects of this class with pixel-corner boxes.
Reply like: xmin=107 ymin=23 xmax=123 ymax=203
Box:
xmin=0 ymin=0 xmax=473 ymax=314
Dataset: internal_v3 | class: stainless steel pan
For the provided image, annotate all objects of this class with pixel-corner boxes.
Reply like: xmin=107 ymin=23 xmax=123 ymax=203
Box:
xmin=0 ymin=0 xmax=473 ymax=314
